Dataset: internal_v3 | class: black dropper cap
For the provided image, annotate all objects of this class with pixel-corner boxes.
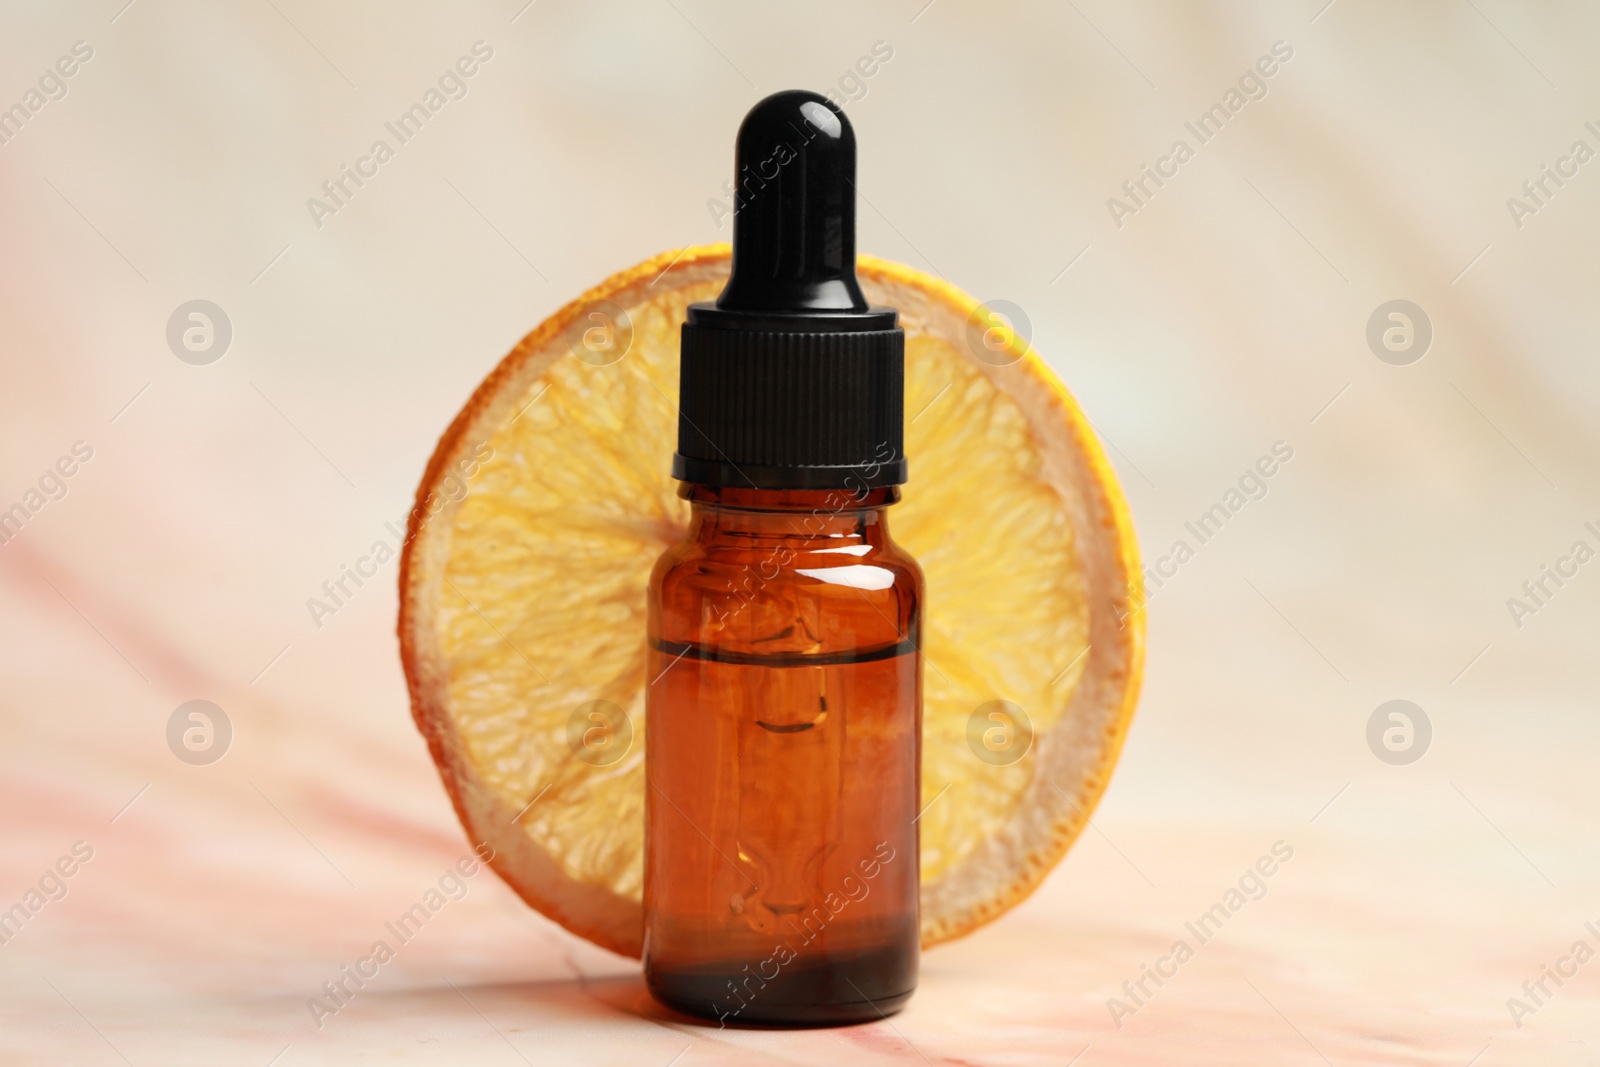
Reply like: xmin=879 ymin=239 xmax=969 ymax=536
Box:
xmin=673 ymin=90 xmax=907 ymax=491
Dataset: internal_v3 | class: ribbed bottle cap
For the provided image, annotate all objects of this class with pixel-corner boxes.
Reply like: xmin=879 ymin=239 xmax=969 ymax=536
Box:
xmin=673 ymin=91 xmax=906 ymax=490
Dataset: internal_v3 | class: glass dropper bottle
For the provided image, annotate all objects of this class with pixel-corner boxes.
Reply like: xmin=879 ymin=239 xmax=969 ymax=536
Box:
xmin=643 ymin=89 xmax=922 ymax=1026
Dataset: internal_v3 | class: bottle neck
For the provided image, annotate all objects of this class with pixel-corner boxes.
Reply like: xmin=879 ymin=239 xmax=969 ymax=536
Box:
xmin=680 ymin=484 xmax=899 ymax=541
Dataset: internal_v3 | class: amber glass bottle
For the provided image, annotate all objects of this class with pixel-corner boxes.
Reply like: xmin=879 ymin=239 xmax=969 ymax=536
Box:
xmin=644 ymin=90 xmax=922 ymax=1025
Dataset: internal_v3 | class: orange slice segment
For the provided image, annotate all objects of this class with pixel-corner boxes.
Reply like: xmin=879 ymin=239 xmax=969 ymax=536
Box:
xmin=399 ymin=246 xmax=1143 ymax=957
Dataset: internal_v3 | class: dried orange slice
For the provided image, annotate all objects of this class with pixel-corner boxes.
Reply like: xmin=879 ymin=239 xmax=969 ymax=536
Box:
xmin=399 ymin=246 xmax=1143 ymax=957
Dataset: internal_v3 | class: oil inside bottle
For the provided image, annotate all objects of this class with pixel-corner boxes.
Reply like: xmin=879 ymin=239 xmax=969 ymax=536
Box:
xmin=645 ymin=637 xmax=919 ymax=1025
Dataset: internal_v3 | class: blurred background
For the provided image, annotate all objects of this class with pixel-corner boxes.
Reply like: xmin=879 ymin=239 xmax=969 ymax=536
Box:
xmin=3 ymin=1 xmax=1598 ymax=1063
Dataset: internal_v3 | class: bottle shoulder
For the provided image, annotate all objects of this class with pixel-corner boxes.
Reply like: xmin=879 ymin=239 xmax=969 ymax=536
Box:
xmin=653 ymin=534 xmax=922 ymax=596
xmin=650 ymin=531 xmax=922 ymax=653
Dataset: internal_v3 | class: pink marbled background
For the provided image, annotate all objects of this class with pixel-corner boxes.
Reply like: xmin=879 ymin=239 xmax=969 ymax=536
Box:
xmin=3 ymin=1 xmax=1598 ymax=1063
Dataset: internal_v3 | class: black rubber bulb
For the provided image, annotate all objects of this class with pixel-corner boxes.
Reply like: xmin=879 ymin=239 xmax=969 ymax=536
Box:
xmin=717 ymin=90 xmax=869 ymax=313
